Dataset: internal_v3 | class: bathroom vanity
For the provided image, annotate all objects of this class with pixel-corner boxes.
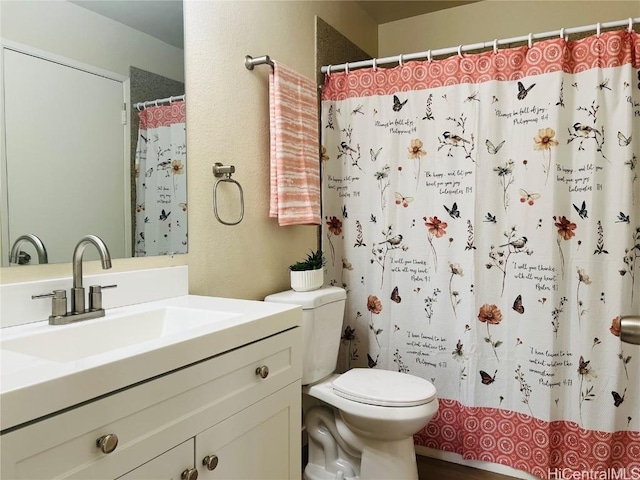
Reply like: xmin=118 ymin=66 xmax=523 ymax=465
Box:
xmin=0 ymin=274 xmax=302 ymax=479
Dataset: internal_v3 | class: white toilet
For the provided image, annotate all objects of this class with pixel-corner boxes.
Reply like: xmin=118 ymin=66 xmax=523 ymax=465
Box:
xmin=265 ymin=286 xmax=438 ymax=480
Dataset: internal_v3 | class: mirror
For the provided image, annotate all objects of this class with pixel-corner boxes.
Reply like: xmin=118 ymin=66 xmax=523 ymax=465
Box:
xmin=0 ymin=0 xmax=185 ymax=266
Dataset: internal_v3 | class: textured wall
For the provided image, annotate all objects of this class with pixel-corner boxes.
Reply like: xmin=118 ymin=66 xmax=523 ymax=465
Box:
xmin=316 ymin=17 xmax=372 ymax=87
xmin=379 ymin=1 xmax=640 ymax=57
xmin=184 ymin=1 xmax=377 ymax=300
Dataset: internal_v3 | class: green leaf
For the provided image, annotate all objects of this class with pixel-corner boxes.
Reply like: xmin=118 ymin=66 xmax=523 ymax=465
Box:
xmin=289 ymin=249 xmax=326 ymax=271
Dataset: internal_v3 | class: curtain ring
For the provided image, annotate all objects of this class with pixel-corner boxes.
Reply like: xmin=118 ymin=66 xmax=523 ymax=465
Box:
xmin=427 ymin=50 xmax=432 ymax=62
xmin=457 ymin=45 xmax=463 ymax=58
xmin=345 ymin=62 xmax=350 ymax=74
xmin=398 ymin=54 xmax=404 ymax=66
xmin=596 ymin=23 xmax=601 ymax=37
xmin=528 ymin=33 xmax=533 ymax=48
xmin=372 ymin=58 xmax=377 ymax=71
xmin=628 ymin=18 xmax=633 ymax=33
xmin=169 ymin=96 xmax=173 ymax=104
xmin=559 ymin=27 xmax=565 ymax=40
xmin=493 ymin=39 xmax=498 ymax=54
xmin=326 ymin=64 xmax=332 ymax=76
xmin=154 ymin=100 xmax=159 ymax=107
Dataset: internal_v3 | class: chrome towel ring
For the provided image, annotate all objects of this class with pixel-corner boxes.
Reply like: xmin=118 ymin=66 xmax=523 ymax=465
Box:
xmin=212 ymin=163 xmax=244 ymax=226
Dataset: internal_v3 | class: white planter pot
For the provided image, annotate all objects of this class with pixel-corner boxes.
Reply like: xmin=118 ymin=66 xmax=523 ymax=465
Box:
xmin=290 ymin=268 xmax=323 ymax=292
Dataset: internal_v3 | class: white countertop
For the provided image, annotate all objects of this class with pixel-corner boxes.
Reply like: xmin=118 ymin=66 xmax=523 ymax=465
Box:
xmin=0 ymin=295 xmax=301 ymax=432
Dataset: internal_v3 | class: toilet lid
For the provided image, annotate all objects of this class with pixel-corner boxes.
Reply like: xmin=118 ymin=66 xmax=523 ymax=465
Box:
xmin=332 ymin=369 xmax=436 ymax=407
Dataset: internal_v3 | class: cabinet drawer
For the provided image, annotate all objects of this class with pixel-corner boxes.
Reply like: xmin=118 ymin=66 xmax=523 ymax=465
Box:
xmin=1 ymin=328 xmax=301 ymax=480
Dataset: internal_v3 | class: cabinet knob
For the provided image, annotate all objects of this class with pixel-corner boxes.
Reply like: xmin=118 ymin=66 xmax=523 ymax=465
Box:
xmin=202 ymin=454 xmax=219 ymax=471
xmin=96 ymin=433 xmax=118 ymax=454
xmin=255 ymin=365 xmax=269 ymax=379
xmin=181 ymin=467 xmax=198 ymax=480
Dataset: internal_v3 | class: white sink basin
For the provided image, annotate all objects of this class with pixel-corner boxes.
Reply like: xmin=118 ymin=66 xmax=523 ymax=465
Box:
xmin=0 ymin=307 xmax=240 ymax=362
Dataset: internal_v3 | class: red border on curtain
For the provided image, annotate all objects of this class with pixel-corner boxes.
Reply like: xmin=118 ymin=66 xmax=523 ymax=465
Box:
xmin=416 ymin=398 xmax=640 ymax=478
xmin=322 ymin=31 xmax=640 ymax=101
xmin=138 ymin=101 xmax=186 ymax=129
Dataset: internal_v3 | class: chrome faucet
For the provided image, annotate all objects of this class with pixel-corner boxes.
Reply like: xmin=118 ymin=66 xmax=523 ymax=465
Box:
xmin=32 ymin=234 xmax=117 ymax=325
xmin=9 ymin=233 xmax=49 ymax=265
xmin=72 ymin=234 xmax=112 ymax=313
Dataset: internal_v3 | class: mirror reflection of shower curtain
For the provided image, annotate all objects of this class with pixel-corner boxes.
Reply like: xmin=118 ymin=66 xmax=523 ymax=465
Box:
xmin=134 ymin=101 xmax=187 ymax=256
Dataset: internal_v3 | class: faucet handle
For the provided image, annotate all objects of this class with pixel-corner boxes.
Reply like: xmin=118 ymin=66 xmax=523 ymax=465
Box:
xmin=32 ymin=290 xmax=67 ymax=317
xmin=90 ymin=284 xmax=118 ymax=291
xmin=88 ymin=284 xmax=118 ymax=311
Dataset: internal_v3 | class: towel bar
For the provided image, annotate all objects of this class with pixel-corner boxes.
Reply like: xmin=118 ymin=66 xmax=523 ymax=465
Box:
xmin=212 ymin=163 xmax=244 ymax=226
xmin=245 ymin=55 xmax=274 ymax=70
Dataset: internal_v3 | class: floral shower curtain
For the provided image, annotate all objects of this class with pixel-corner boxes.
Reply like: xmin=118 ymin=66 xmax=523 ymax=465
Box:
xmin=134 ymin=101 xmax=187 ymax=256
xmin=321 ymin=30 xmax=640 ymax=478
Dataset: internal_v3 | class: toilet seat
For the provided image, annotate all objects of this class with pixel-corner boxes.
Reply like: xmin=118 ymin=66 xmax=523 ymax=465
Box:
xmin=332 ymin=369 xmax=436 ymax=407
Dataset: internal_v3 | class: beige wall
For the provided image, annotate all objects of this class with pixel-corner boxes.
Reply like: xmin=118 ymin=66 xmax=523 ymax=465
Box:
xmin=379 ymin=1 xmax=640 ymax=56
xmin=184 ymin=1 xmax=377 ymax=300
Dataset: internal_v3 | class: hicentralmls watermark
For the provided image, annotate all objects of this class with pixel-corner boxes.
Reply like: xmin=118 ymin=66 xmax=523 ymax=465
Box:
xmin=548 ymin=468 xmax=640 ymax=480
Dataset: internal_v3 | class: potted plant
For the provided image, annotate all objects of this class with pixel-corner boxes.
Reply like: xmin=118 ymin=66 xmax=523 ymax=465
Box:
xmin=289 ymin=249 xmax=325 ymax=292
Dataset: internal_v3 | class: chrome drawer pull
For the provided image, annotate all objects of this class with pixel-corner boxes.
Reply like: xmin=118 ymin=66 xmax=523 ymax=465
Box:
xmin=96 ymin=433 xmax=118 ymax=454
xmin=203 ymin=454 xmax=219 ymax=471
xmin=255 ymin=365 xmax=269 ymax=379
xmin=181 ymin=467 xmax=198 ymax=480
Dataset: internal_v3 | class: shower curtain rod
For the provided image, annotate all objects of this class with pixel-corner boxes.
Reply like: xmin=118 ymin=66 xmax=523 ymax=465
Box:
xmin=321 ymin=17 xmax=639 ymax=74
xmin=133 ymin=94 xmax=185 ymax=111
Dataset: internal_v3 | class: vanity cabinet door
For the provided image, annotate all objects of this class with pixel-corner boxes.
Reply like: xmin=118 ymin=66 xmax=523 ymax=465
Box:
xmin=117 ymin=439 xmax=194 ymax=480
xmin=195 ymin=382 xmax=301 ymax=480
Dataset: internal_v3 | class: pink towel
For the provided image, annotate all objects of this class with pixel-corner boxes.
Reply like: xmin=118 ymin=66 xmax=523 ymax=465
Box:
xmin=269 ymin=61 xmax=321 ymax=226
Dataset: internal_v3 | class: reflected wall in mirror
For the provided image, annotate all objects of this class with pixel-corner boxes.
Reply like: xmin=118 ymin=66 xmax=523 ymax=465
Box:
xmin=0 ymin=0 xmax=185 ymax=267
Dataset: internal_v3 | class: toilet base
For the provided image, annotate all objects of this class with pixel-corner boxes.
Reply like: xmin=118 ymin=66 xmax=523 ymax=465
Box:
xmin=304 ymin=462 xmax=358 ymax=480
xmin=359 ymin=437 xmax=418 ymax=480
xmin=304 ymin=405 xmax=419 ymax=480
xmin=305 ymin=436 xmax=419 ymax=480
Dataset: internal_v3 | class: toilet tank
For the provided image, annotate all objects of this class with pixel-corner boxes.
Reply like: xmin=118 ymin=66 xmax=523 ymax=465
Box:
xmin=265 ymin=286 xmax=346 ymax=385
